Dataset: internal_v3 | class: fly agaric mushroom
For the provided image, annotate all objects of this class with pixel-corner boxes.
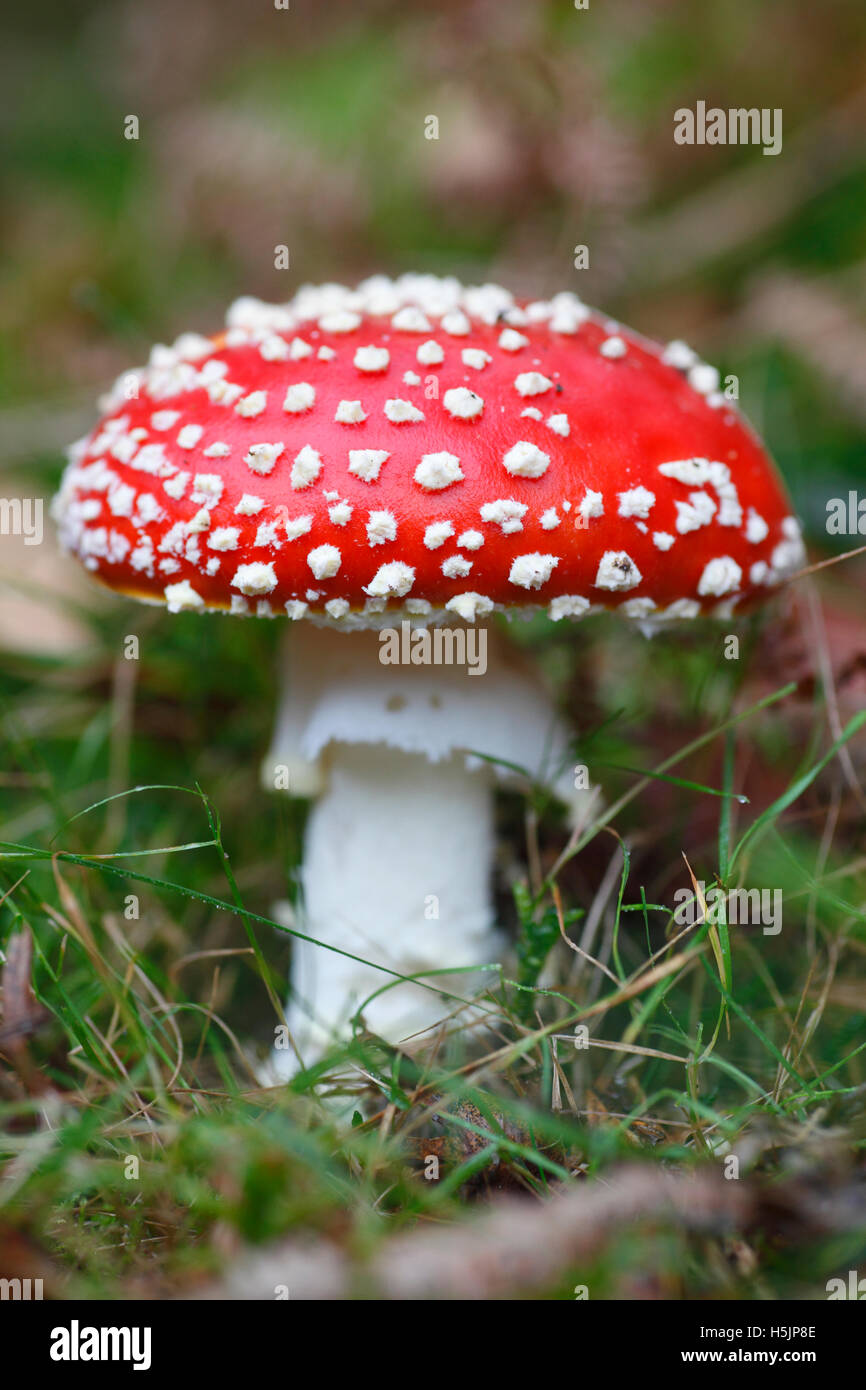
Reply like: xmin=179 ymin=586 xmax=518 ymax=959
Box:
xmin=53 ymin=275 xmax=804 ymax=1073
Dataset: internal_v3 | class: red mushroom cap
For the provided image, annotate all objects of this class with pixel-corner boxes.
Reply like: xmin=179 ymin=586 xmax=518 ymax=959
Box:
xmin=53 ymin=276 xmax=804 ymax=626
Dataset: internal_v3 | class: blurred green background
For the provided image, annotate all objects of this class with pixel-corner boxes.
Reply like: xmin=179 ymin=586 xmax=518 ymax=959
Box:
xmin=2 ymin=0 xmax=866 ymax=535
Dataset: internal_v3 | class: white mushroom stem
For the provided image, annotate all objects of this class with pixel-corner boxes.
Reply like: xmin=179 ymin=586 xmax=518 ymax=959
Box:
xmin=285 ymin=743 xmax=501 ymax=1066
xmin=262 ymin=621 xmax=589 ymax=1076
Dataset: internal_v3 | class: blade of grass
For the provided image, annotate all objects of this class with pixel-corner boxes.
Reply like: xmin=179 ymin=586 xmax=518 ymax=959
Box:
xmin=729 ymin=711 xmax=866 ymax=871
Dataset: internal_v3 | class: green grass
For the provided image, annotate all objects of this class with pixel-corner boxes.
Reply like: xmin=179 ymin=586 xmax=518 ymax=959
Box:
xmin=2 ymin=580 xmax=866 ymax=1298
